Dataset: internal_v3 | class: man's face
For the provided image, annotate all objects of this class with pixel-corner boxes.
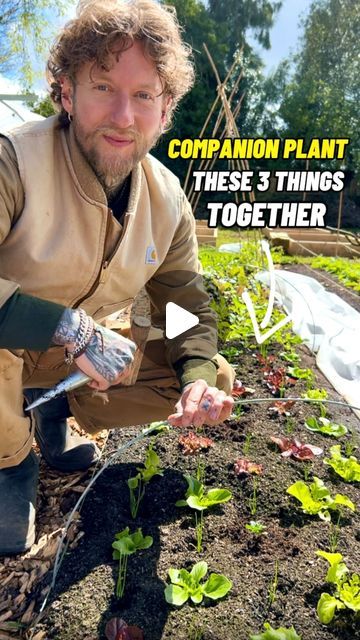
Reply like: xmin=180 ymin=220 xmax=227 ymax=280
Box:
xmin=61 ymin=41 xmax=168 ymax=194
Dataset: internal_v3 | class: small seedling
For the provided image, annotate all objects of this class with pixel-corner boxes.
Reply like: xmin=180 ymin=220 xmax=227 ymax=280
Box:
xmin=302 ymin=388 xmax=328 ymax=418
xmin=324 ymin=445 xmax=360 ymax=482
xmin=328 ymin=513 xmax=342 ymax=553
xmin=267 ymin=559 xmax=279 ymax=608
xmin=287 ymin=366 xmax=314 ymax=388
xmin=269 ymin=401 xmax=295 ymax=418
xmin=127 ymin=444 xmax=163 ymax=518
xmin=250 ymin=622 xmax=302 ymax=640
xmin=302 ymin=461 xmax=313 ymax=482
xmin=316 ymin=551 xmax=360 ymax=624
xmin=284 ymin=416 xmax=296 ymax=435
xmin=245 ymin=521 xmax=267 ymax=536
xmin=243 ymin=432 xmax=253 ymax=456
xmin=248 ymin=476 xmax=259 ymax=516
xmin=112 ymin=528 xmax=153 ymax=598
xmin=286 ymin=477 xmax=355 ymax=522
xmin=305 ymin=416 xmax=347 ymax=438
xmin=176 ymin=474 xmax=232 ymax=552
xmin=164 ymin=560 xmax=232 ymax=606
xmin=344 ymin=431 xmax=358 ymax=457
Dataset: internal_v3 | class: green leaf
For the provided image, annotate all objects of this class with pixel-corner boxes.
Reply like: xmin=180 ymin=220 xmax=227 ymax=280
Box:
xmin=164 ymin=584 xmax=189 ymax=606
xmin=249 ymin=621 xmax=302 ymax=639
xmin=324 ymin=446 xmax=360 ymax=482
xmin=206 ymin=488 xmax=233 ymax=504
xmin=332 ymin=494 xmax=356 ymax=511
xmin=305 ymin=417 xmax=347 ymax=438
xmin=339 ymin=574 xmax=360 ymax=611
xmin=317 ymin=592 xmax=343 ymax=624
xmin=202 ymin=573 xmax=232 ymax=600
xmin=190 ymin=561 xmax=208 ymax=583
xmin=190 ymin=589 xmax=204 ymax=604
xmin=316 ymin=551 xmax=349 ymax=584
xmin=127 ymin=475 xmax=140 ymax=489
xmin=175 ymin=499 xmax=188 ymax=507
xmin=168 ymin=568 xmax=181 ymax=584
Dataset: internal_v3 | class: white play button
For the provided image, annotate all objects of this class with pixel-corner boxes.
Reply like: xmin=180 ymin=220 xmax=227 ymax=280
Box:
xmin=165 ymin=302 xmax=199 ymax=339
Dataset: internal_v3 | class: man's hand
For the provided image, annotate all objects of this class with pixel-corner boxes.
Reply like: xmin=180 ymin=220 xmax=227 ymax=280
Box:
xmin=69 ymin=325 xmax=136 ymax=391
xmin=52 ymin=308 xmax=136 ymax=391
xmin=167 ymin=379 xmax=234 ymax=428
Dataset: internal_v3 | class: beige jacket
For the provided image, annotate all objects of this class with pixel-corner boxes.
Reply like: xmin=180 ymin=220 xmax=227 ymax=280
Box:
xmin=0 ymin=116 xmax=217 ymax=367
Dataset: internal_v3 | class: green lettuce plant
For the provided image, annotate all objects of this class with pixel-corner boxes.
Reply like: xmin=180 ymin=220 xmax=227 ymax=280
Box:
xmin=164 ymin=560 xmax=232 ymax=606
xmin=324 ymin=445 xmax=360 ymax=482
xmin=245 ymin=521 xmax=267 ymax=536
xmin=127 ymin=444 xmax=163 ymax=518
xmin=250 ymin=622 xmax=302 ymax=639
xmin=286 ymin=477 xmax=355 ymax=522
xmin=302 ymin=388 xmax=328 ymax=417
xmin=316 ymin=551 xmax=360 ymax=624
xmin=112 ymin=528 xmax=153 ymax=598
xmin=305 ymin=416 xmax=347 ymax=438
xmin=176 ymin=474 xmax=232 ymax=552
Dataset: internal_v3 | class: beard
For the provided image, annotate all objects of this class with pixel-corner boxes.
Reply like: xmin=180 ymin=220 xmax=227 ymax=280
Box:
xmin=72 ymin=116 xmax=162 ymax=197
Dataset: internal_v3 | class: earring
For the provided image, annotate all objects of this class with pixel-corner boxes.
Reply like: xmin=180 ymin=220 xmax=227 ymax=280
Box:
xmin=68 ymin=112 xmax=73 ymax=123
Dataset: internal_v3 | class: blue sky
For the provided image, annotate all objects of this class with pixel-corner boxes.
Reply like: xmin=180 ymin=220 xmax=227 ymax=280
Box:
xmin=250 ymin=0 xmax=313 ymax=73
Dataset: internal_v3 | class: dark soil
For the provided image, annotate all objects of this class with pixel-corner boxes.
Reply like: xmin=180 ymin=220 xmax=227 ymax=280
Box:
xmin=32 ymin=341 xmax=360 ymax=640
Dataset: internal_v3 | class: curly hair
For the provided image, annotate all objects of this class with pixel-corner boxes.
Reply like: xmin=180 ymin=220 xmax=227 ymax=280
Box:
xmin=47 ymin=0 xmax=195 ymax=128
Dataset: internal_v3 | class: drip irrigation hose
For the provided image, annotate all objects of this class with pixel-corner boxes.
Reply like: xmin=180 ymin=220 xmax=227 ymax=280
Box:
xmin=232 ymin=396 xmax=360 ymax=412
xmin=33 ymin=423 xmax=166 ymax=624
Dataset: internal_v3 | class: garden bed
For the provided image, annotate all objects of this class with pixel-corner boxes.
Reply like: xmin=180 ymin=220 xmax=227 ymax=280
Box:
xmin=30 ymin=340 xmax=360 ymax=640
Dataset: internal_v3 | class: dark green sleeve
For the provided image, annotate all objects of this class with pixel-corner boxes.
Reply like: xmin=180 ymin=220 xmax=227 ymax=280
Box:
xmin=173 ymin=357 xmax=218 ymax=390
xmin=0 ymin=291 xmax=66 ymax=350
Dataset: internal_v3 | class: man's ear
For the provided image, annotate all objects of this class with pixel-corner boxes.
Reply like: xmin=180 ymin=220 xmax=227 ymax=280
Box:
xmin=60 ymin=77 xmax=74 ymax=115
xmin=161 ymin=96 xmax=172 ymax=126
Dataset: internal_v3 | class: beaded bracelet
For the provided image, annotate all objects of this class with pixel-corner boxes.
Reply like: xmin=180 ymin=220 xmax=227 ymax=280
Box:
xmin=64 ymin=308 xmax=95 ymax=365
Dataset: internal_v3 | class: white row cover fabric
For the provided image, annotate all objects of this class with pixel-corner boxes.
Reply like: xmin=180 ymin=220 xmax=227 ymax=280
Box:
xmin=256 ymin=270 xmax=360 ymax=420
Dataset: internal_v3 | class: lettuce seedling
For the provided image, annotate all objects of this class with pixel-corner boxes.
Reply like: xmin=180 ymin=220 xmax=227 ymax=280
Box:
xmin=268 ymin=400 xmax=295 ymax=416
xmin=270 ymin=436 xmax=323 ymax=461
xmin=234 ymin=458 xmax=263 ymax=476
xmin=164 ymin=560 xmax=232 ymax=606
xmin=250 ymin=622 xmax=302 ymax=639
xmin=286 ymin=477 xmax=355 ymax=522
xmin=176 ymin=474 xmax=232 ymax=511
xmin=176 ymin=475 xmax=232 ymax=551
xmin=127 ymin=444 xmax=163 ymax=518
xmin=316 ymin=551 xmax=360 ymax=624
xmin=305 ymin=416 xmax=347 ymax=438
xmin=324 ymin=445 xmax=360 ymax=482
xmin=245 ymin=521 xmax=267 ymax=536
xmin=112 ymin=528 xmax=153 ymax=598
xmin=105 ymin=618 xmax=143 ymax=640
xmin=231 ymin=379 xmax=255 ymax=397
xmin=178 ymin=431 xmax=214 ymax=456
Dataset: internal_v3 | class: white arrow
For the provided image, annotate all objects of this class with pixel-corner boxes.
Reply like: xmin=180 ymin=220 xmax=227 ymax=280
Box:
xmin=241 ymin=240 xmax=292 ymax=344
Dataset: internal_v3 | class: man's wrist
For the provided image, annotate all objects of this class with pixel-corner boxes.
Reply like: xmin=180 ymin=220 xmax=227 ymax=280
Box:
xmin=174 ymin=357 xmax=218 ymax=390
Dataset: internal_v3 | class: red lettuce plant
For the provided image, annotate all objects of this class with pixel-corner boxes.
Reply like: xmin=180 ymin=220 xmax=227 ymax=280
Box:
xmin=231 ymin=379 xmax=255 ymax=397
xmin=270 ymin=436 xmax=323 ymax=461
xmin=268 ymin=400 xmax=296 ymax=416
xmin=234 ymin=458 xmax=263 ymax=476
xmin=105 ymin=618 xmax=143 ymax=640
xmin=178 ymin=432 xmax=214 ymax=455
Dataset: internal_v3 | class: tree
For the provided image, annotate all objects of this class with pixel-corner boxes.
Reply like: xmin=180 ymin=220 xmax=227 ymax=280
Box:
xmin=0 ymin=0 xmax=70 ymax=87
xmin=279 ymin=0 xmax=360 ymax=176
xmin=156 ymin=0 xmax=283 ymax=179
